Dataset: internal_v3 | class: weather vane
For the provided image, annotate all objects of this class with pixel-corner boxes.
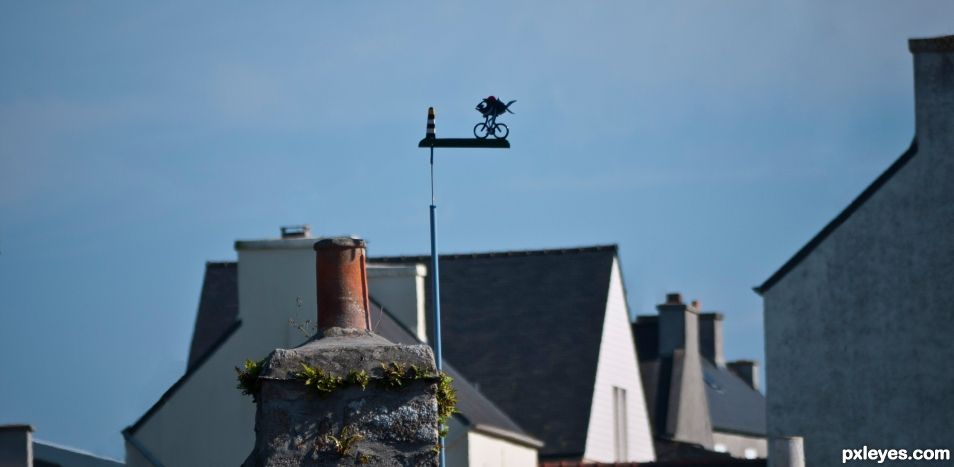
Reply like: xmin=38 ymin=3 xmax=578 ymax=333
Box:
xmin=473 ymin=96 xmax=516 ymax=139
xmin=417 ymin=97 xmax=513 ymax=467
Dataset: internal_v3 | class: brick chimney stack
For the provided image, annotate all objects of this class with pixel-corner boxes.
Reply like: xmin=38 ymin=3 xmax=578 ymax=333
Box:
xmin=243 ymin=236 xmax=440 ymax=467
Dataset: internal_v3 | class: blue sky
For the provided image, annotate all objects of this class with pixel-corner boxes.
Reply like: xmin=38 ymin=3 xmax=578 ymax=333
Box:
xmin=1 ymin=1 xmax=951 ymax=460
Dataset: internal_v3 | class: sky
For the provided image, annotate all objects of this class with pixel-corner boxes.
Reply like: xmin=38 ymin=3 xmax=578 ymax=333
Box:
xmin=0 ymin=1 xmax=951 ymax=460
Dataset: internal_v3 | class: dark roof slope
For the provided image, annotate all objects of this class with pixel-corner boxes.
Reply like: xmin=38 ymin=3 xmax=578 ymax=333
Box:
xmin=371 ymin=298 xmax=541 ymax=446
xmin=756 ymin=139 xmax=918 ymax=294
xmin=187 ymin=262 xmax=238 ymax=369
xmin=701 ymin=360 xmax=765 ymax=436
xmin=371 ymin=245 xmax=618 ymax=458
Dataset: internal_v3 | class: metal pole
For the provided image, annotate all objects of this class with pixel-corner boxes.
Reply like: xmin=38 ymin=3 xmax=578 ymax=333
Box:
xmin=428 ymin=145 xmax=446 ymax=467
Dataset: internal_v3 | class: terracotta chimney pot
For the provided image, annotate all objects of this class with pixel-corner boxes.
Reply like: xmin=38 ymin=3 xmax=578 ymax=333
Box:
xmin=314 ymin=237 xmax=370 ymax=331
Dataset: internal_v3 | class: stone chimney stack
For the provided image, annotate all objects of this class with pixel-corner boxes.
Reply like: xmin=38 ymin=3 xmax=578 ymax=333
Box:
xmin=698 ymin=312 xmax=725 ymax=367
xmin=0 ymin=425 xmax=33 ymax=467
xmin=909 ymin=35 xmax=954 ymax=151
xmin=657 ymin=293 xmax=699 ymax=356
xmin=655 ymin=293 xmax=714 ymax=448
xmin=243 ymin=237 xmax=441 ymax=467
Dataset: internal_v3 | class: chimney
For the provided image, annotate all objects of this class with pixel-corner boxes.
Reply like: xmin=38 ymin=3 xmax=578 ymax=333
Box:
xmin=657 ymin=292 xmax=699 ymax=356
xmin=698 ymin=312 xmax=725 ymax=367
xmin=243 ymin=236 xmax=441 ymax=467
xmin=769 ymin=436 xmax=805 ymax=467
xmin=909 ymin=35 xmax=954 ymax=150
xmin=314 ymin=237 xmax=370 ymax=331
xmin=0 ymin=424 xmax=33 ymax=467
xmin=654 ymin=293 xmax=714 ymax=448
xmin=728 ymin=360 xmax=760 ymax=391
xmin=280 ymin=224 xmax=312 ymax=239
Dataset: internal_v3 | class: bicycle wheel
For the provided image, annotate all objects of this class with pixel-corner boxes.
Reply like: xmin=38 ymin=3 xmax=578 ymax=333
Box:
xmin=474 ymin=123 xmax=490 ymax=139
xmin=493 ymin=123 xmax=509 ymax=139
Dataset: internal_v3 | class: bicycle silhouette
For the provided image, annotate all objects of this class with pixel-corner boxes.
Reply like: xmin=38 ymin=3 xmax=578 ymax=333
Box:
xmin=474 ymin=96 xmax=515 ymax=139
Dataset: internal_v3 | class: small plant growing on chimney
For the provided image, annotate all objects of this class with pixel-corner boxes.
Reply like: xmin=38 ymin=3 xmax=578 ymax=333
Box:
xmin=298 ymin=363 xmax=344 ymax=395
xmin=380 ymin=362 xmax=409 ymax=388
xmin=435 ymin=372 xmax=458 ymax=437
xmin=321 ymin=425 xmax=363 ymax=457
xmin=235 ymin=359 xmax=266 ymax=400
xmin=347 ymin=369 xmax=370 ymax=390
xmin=236 ymin=357 xmax=459 ymax=444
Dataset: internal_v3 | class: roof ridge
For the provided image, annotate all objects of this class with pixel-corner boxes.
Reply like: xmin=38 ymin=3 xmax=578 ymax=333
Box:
xmin=370 ymin=244 xmax=618 ymax=262
xmin=755 ymin=138 xmax=918 ymax=294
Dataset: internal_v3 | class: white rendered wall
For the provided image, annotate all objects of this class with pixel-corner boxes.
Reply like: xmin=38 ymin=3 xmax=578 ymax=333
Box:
xmin=467 ymin=431 xmax=538 ymax=467
xmin=367 ymin=263 xmax=428 ymax=342
xmin=582 ymin=258 xmax=656 ymax=463
xmin=125 ymin=326 xmax=255 ymax=467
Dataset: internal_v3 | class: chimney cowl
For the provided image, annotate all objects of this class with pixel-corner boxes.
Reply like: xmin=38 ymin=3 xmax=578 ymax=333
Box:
xmin=314 ymin=236 xmax=370 ymax=332
xmin=280 ymin=224 xmax=312 ymax=239
xmin=665 ymin=292 xmax=683 ymax=305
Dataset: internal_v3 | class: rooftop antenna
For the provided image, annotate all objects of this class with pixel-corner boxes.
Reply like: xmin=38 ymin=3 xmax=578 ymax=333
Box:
xmin=419 ymin=99 xmax=513 ymax=467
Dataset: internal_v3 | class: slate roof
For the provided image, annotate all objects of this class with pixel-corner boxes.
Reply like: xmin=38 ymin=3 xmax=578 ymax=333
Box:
xmin=370 ymin=298 xmax=542 ymax=447
xmin=370 ymin=245 xmax=619 ymax=459
xmin=756 ymin=139 xmax=918 ymax=294
xmin=187 ymin=261 xmax=238 ymax=369
xmin=168 ymin=260 xmax=539 ymax=446
xmin=700 ymin=360 xmax=765 ymax=436
xmin=32 ymin=440 xmax=125 ymax=467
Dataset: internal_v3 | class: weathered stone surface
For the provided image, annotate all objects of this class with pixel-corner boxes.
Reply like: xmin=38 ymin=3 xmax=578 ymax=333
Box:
xmin=262 ymin=328 xmax=437 ymax=380
xmin=243 ymin=328 xmax=439 ymax=467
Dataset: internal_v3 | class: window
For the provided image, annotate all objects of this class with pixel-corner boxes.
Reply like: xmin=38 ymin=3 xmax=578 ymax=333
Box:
xmin=613 ymin=386 xmax=628 ymax=461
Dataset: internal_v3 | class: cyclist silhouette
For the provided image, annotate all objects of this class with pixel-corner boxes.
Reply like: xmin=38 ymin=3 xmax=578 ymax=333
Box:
xmin=474 ymin=96 xmax=515 ymax=139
